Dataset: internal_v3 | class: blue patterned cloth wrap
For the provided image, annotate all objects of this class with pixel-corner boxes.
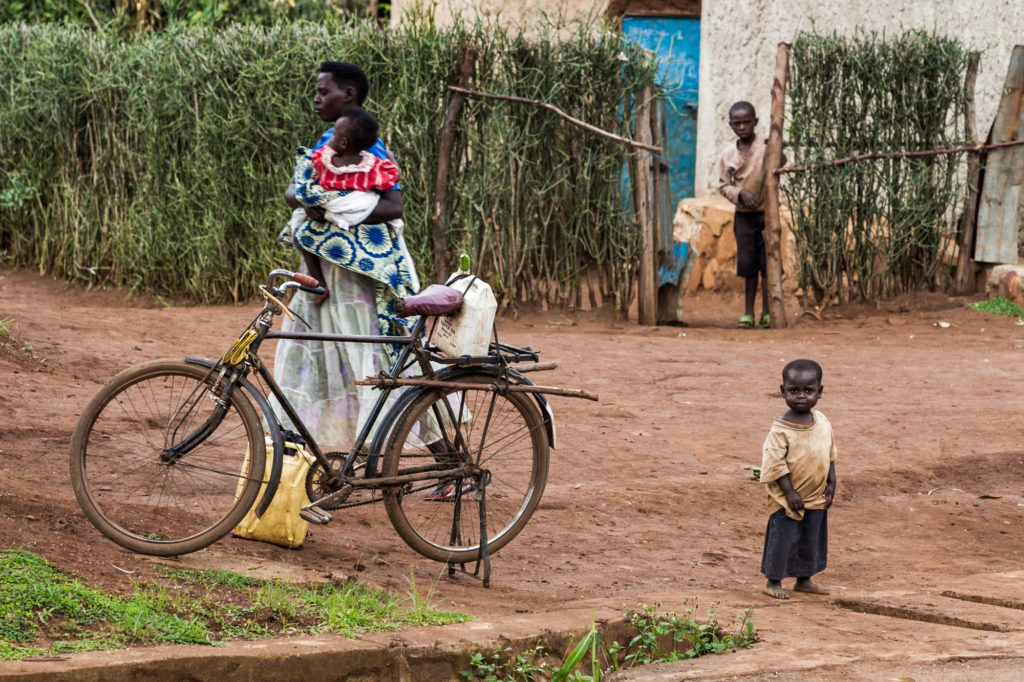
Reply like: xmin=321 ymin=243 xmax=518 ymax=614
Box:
xmin=282 ymin=146 xmax=417 ymax=359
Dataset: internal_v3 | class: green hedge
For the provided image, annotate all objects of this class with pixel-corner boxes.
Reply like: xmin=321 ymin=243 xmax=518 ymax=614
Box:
xmin=0 ymin=0 xmax=376 ymax=32
xmin=783 ymin=30 xmax=970 ymax=304
xmin=0 ymin=17 xmax=655 ymax=306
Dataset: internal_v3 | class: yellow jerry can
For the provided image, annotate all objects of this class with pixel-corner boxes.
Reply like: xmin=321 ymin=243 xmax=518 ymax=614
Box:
xmin=232 ymin=439 xmax=314 ymax=549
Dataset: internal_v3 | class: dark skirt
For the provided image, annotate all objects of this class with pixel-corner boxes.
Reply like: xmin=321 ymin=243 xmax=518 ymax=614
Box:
xmin=760 ymin=508 xmax=828 ymax=580
xmin=734 ymin=210 xmax=766 ymax=277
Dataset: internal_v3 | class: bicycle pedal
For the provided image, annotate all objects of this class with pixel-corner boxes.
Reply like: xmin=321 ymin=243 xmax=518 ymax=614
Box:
xmin=299 ymin=505 xmax=332 ymax=525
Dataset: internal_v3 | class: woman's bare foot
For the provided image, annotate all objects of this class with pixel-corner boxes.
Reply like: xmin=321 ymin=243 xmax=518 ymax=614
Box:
xmin=793 ymin=578 xmax=830 ymax=595
xmin=764 ymin=580 xmax=789 ymax=599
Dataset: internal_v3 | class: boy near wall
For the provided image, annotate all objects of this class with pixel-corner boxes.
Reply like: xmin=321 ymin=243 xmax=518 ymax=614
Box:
xmin=719 ymin=101 xmax=770 ymax=329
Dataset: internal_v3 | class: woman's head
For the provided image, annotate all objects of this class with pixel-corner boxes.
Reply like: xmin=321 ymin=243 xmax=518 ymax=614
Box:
xmin=313 ymin=62 xmax=370 ymax=123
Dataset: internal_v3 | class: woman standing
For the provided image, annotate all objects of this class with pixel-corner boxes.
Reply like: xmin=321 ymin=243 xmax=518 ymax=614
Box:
xmin=274 ymin=61 xmax=415 ymax=449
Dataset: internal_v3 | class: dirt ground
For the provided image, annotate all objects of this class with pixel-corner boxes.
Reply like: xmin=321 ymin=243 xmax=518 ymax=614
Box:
xmin=2 ymin=265 xmax=1024 ymax=678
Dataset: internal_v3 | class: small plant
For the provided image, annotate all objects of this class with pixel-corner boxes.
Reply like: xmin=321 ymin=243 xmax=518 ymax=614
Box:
xmin=462 ymin=604 xmax=756 ymax=681
xmin=461 ymin=643 xmax=550 ymax=681
xmin=625 ymin=601 xmax=756 ymax=664
xmin=970 ymin=297 xmax=1024 ymax=317
xmin=551 ymin=619 xmax=618 ymax=682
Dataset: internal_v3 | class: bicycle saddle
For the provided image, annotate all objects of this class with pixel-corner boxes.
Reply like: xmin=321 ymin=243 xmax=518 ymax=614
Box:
xmin=394 ymin=284 xmax=463 ymax=317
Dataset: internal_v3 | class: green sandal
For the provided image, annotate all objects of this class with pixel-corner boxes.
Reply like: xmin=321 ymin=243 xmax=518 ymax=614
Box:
xmin=759 ymin=313 xmax=771 ymax=329
xmin=737 ymin=314 xmax=755 ymax=329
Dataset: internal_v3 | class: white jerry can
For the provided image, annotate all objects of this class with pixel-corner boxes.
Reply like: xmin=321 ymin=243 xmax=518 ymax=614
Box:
xmin=433 ymin=261 xmax=497 ymax=358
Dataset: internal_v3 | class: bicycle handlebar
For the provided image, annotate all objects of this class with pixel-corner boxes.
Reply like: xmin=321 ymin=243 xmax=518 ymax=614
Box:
xmin=293 ymin=272 xmax=320 ymax=289
xmin=265 ymin=269 xmax=326 ymax=297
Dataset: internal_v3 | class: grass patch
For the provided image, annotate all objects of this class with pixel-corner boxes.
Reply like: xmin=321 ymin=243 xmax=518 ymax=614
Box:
xmin=461 ymin=601 xmax=757 ymax=681
xmin=0 ymin=550 xmax=469 ymax=661
xmin=969 ymin=297 xmax=1024 ymax=317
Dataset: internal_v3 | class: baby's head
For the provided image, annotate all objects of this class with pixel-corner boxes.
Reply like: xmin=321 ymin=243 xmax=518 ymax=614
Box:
xmin=329 ymin=106 xmax=380 ymax=156
xmin=780 ymin=359 xmax=823 ymax=413
xmin=728 ymin=101 xmax=757 ymax=143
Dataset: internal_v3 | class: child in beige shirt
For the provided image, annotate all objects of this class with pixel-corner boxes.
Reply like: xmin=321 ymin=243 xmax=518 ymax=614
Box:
xmin=759 ymin=359 xmax=837 ymax=599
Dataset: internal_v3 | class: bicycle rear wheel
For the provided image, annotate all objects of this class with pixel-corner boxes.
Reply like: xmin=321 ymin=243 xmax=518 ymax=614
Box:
xmin=70 ymin=359 xmax=265 ymax=556
xmin=381 ymin=373 xmax=549 ymax=563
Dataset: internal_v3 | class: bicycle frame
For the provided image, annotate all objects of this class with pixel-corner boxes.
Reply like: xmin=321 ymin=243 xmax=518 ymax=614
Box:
xmin=181 ymin=270 xmax=552 ymax=519
xmin=262 ymin=315 xmax=435 ymax=488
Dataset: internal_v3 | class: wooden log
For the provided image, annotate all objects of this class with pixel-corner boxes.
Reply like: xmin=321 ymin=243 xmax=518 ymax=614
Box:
xmin=448 ymin=86 xmax=661 ymax=153
xmin=509 ymin=361 xmax=559 ymax=373
xmin=777 ymin=139 xmax=1024 ymax=174
xmin=634 ymin=84 xmax=657 ymax=325
xmin=431 ymin=48 xmax=477 ymax=283
xmin=651 ymin=98 xmax=683 ymax=324
xmin=355 ymin=376 xmax=600 ymax=402
xmin=763 ymin=42 xmax=790 ymax=329
xmin=955 ymin=52 xmax=982 ymax=292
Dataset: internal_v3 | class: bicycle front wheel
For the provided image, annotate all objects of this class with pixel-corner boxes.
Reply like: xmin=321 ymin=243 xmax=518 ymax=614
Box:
xmin=69 ymin=359 xmax=266 ymax=556
xmin=382 ymin=373 xmax=549 ymax=563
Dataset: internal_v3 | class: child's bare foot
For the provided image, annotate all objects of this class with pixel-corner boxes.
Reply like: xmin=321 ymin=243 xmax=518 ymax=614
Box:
xmin=792 ymin=578 xmax=830 ymax=595
xmin=764 ymin=580 xmax=789 ymax=599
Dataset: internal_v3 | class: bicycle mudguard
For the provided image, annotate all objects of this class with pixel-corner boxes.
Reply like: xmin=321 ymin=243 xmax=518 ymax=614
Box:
xmin=185 ymin=356 xmax=284 ymax=518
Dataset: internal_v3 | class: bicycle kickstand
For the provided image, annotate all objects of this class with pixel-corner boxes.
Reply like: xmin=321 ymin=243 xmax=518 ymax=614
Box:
xmin=445 ymin=470 xmax=492 ymax=588
xmin=473 ymin=470 xmax=492 ymax=588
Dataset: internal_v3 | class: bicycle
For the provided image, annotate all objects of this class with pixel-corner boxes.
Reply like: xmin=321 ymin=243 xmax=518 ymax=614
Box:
xmin=69 ymin=269 xmax=596 ymax=585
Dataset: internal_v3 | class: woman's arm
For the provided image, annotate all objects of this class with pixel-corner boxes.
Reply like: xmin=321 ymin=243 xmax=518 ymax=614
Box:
xmin=285 ymin=182 xmax=301 ymax=209
xmin=365 ymin=189 xmax=403 ymax=223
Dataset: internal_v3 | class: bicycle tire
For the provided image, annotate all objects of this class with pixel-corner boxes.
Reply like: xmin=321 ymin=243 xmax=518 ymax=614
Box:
xmin=381 ymin=373 xmax=549 ymax=563
xmin=69 ymin=359 xmax=266 ymax=556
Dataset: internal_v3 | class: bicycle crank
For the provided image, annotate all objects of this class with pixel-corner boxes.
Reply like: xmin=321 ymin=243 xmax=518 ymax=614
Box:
xmin=300 ymin=484 xmax=353 ymax=524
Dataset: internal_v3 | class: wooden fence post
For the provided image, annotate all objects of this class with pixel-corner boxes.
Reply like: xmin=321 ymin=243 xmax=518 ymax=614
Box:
xmin=955 ymin=52 xmax=981 ymax=292
xmin=764 ymin=42 xmax=790 ymax=329
xmin=634 ymin=85 xmax=656 ymax=325
xmin=431 ymin=47 xmax=477 ymax=282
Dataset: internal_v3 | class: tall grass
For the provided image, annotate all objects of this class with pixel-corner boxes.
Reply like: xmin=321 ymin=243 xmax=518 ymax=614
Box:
xmin=0 ymin=16 xmax=655 ymax=309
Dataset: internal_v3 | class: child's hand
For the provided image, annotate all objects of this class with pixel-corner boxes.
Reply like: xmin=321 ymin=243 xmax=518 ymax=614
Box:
xmin=738 ymin=189 xmax=758 ymax=209
xmin=823 ymin=481 xmax=836 ymax=509
xmin=785 ymin=491 xmax=804 ymax=512
xmin=305 ymin=206 xmax=327 ymax=222
xmin=314 ymin=286 xmax=330 ymax=307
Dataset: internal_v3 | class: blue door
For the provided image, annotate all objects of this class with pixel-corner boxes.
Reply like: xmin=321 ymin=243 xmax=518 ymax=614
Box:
xmin=622 ymin=16 xmax=700 ymax=202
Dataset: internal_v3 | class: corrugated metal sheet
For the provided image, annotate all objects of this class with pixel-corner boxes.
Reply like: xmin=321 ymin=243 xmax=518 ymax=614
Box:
xmin=622 ymin=15 xmax=700 ymax=202
xmin=975 ymin=45 xmax=1024 ymax=264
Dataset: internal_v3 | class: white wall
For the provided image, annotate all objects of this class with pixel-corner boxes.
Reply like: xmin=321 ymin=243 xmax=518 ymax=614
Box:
xmin=696 ymin=0 xmax=1024 ymax=196
xmin=392 ymin=0 xmax=609 ymax=30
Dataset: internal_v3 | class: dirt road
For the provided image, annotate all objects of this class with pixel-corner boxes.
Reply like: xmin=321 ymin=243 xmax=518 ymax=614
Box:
xmin=2 ymin=266 xmax=1024 ymax=679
